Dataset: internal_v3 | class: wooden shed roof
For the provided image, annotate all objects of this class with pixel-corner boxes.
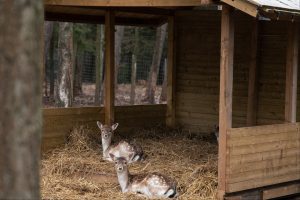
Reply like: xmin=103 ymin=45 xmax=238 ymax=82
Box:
xmin=44 ymin=0 xmax=300 ymax=24
xmin=221 ymin=0 xmax=300 ymax=20
xmin=248 ymin=0 xmax=300 ymax=11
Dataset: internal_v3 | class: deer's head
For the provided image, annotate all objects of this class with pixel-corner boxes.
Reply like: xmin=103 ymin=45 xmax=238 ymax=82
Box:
xmin=112 ymin=156 xmax=128 ymax=174
xmin=97 ymin=121 xmax=119 ymax=141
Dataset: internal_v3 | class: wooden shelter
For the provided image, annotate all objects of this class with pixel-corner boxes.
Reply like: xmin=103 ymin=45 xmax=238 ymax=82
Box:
xmin=43 ymin=0 xmax=300 ymax=199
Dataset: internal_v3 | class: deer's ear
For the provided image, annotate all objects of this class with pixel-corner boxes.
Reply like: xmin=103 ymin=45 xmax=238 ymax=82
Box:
xmin=109 ymin=153 xmax=115 ymax=161
xmin=111 ymin=123 xmax=119 ymax=131
xmin=97 ymin=121 xmax=103 ymax=129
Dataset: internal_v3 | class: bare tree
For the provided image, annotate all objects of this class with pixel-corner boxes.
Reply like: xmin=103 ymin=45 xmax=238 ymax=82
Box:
xmin=145 ymin=24 xmax=167 ymax=104
xmin=0 ymin=0 xmax=43 ymax=199
xmin=130 ymin=28 xmax=139 ymax=104
xmin=49 ymin=23 xmax=56 ymax=99
xmin=160 ymin=58 xmax=167 ymax=102
xmin=56 ymin=22 xmax=73 ymax=107
xmin=44 ymin=21 xmax=54 ymax=97
xmin=73 ymin=42 xmax=83 ymax=97
xmin=95 ymin=25 xmax=105 ymax=105
xmin=115 ymin=26 xmax=125 ymax=91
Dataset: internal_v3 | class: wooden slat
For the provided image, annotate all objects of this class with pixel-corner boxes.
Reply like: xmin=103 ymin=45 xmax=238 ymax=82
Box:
xmin=285 ymin=22 xmax=299 ymax=123
xmin=228 ymin=164 xmax=300 ymax=184
xmin=104 ymin=10 xmax=115 ymax=125
xmin=229 ymin=139 xmax=300 ymax=156
xmin=246 ymin=19 xmax=259 ymax=126
xmin=228 ymin=130 xmax=299 ymax=146
xmin=218 ymin=5 xmax=234 ymax=199
xmin=228 ymin=123 xmax=299 ymax=138
xmin=166 ymin=16 xmax=176 ymax=128
xmin=227 ymin=154 xmax=299 ymax=174
xmin=263 ymin=183 xmax=300 ymax=200
xmin=229 ymin=148 xmax=299 ymax=165
xmin=44 ymin=0 xmax=213 ymax=7
xmin=227 ymin=173 xmax=300 ymax=193
xmin=43 ymin=107 xmax=104 ymax=115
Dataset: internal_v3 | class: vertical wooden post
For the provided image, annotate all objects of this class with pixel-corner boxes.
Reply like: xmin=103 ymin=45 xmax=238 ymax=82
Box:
xmin=166 ymin=15 xmax=176 ymax=128
xmin=218 ymin=5 xmax=234 ymax=199
xmin=246 ymin=20 xmax=259 ymax=126
xmin=285 ymin=22 xmax=298 ymax=123
xmin=104 ymin=10 xmax=115 ymax=125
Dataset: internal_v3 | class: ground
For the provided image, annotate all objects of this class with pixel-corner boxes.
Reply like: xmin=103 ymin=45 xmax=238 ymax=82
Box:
xmin=41 ymin=126 xmax=218 ymax=199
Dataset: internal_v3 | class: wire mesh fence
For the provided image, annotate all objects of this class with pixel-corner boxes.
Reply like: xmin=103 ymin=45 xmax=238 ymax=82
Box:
xmin=43 ymin=21 xmax=167 ymax=108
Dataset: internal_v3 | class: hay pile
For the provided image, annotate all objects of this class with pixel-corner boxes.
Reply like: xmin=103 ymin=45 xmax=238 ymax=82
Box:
xmin=41 ymin=126 xmax=218 ymax=199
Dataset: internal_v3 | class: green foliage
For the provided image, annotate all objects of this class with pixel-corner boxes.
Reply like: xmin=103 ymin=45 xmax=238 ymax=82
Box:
xmin=73 ymin=23 xmax=97 ymax=53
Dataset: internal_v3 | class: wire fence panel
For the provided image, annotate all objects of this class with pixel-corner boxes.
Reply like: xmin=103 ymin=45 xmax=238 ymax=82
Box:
xmin=43 ymin=21 xmax=167 ymax=108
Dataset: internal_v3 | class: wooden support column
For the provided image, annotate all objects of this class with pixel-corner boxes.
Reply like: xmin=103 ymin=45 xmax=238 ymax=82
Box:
xmin=166 ymin=16 xmax=176 ymax=128
xmin=285 ymin=22 xmax=298 ymax=123
xmin=246 ymin=20 xmax=259 ymax=126
xmin=104 ymin=10 xmax=115 ymax=125
xmin=218 ymin=5 xmax=234 ymax=199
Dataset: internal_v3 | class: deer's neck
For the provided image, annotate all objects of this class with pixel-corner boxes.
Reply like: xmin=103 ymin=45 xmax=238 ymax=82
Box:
xmin=101 ymin=138 xmax=111 ymax=157
xmin=117 ymin=170 xmax=130 ymax=192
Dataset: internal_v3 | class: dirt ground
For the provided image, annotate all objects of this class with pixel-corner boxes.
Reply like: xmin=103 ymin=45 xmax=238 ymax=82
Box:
xmin=43 ymin=83 xmax=165 ymax=108
xmin=41 ymin=126 xmax=218 ymax=200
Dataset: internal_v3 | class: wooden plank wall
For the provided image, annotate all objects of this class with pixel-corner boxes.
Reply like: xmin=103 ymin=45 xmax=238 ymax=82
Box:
xmin=175 ymin=10 xmax=252 ymax=132
xmin=42 ymin=105 xmax=166 ymax=151
xmin=226 ymin=123 xmax=300 ymax=193
xmin=175 ymin=10 xmax=300 ymax=133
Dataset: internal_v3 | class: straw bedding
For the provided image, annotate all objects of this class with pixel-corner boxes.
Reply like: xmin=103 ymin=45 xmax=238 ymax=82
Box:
xmin=41 ymin=125 xmax=218 ymax=199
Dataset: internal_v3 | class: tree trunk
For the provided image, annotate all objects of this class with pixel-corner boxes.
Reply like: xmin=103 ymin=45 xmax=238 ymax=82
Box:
xmin=130 ymin=28 xmax=139 ymax=105
xmin=114 ymin=26 xmax=124 ymax=91
xmin=73 ymin=46 xmax=83 ymax=97
xmin=145 ymin=24 xmax=167 ymax=104
xmin=44 ymin=21 xmax=54 ymax=97
xmin=0 ymin=0 xmax=43 ymax=199
xmin=130 ymin=54 xmax=137 ymax=104
xmin=160 ymin=58 xmax=167 ymax=102
xmin=56 ymin=22 xmax=73 ymax=107
xmin=95 ymin=25 xmax=105 ymax=105
xmin=49 ymin=25 xmax=55 ymax=99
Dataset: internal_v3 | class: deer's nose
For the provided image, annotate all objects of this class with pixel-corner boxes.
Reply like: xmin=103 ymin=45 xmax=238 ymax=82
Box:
xmin=118 ymin=167 xmax=123 ymax=171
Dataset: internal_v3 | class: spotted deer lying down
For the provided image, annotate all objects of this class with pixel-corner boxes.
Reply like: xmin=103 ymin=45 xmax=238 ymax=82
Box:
xmin=112 ymin=156 xmax=178 ymax=199
xmin=97 ymin=121 xmax=144 ymax=163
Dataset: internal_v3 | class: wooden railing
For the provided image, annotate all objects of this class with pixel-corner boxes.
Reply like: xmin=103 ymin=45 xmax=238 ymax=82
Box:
xmin=42 ymin=105 xmax=166 ymax=151
xmin=225 ymin=123 xmax=300 ymax=193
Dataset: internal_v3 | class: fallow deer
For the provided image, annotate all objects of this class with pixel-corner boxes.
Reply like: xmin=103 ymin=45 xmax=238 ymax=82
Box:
xmin=97 ymin=121 xmax=144 ymax=163
xmin=113 ymin=156 xmax=178 ymax=199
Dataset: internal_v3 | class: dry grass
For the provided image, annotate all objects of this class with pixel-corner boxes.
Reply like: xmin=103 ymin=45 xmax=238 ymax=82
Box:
xmin=41 ymin=126 xmax=218 ymax=200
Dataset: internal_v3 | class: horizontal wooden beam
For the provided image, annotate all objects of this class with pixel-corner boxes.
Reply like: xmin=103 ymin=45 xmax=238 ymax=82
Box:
xmin=45 ymin=0 xmax=213 ymax=7
xmin=263 ymin=182 xmax=300 ymax=200
xmin=45 ymin=12 xmax=166 ymax=26
xmin=45 ymin=5 xmax=173 ymax=16
xmin=221 ymin=0 xmax=258 ymax=17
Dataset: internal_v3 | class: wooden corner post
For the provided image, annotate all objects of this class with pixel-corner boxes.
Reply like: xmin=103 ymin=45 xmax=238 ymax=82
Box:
xmin=285 ymin=22 xmax=298 ymax=123
xmin=246 ymin=20 xmax=259 ymax=126
xmin=218 ymin=5 xmax=234 ymax=199
xmin=166 ymin=15 xmax=176 ymax=128
xmin=104 ymin=10 xmax=115 ymax=125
